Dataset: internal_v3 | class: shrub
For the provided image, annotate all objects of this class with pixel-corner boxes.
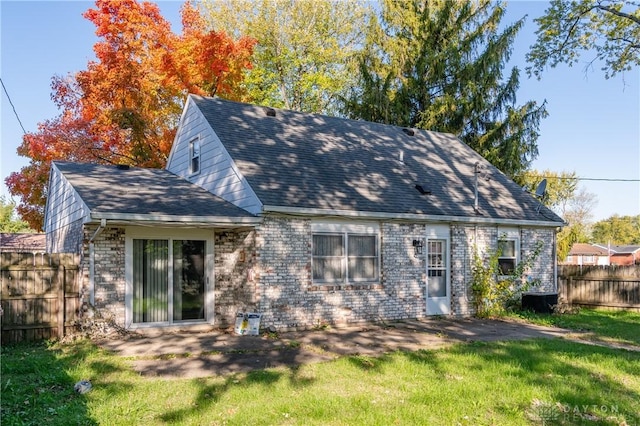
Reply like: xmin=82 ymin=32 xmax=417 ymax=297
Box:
xmin=470 ymin=239 xmax=544 ymax=317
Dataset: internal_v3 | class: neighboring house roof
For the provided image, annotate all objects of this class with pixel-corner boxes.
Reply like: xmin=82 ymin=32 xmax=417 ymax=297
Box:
xmin=568 ymin=243 xmax=609 ymax=256
xmin=188 ymin=95 xmax=564 ymax=226
xmin=51 ymin=162 xmax=259 ymax=225
xmin=593 ymin=244 xmax=640 ymax=254
xmin=0 ymin=233 xmax=46 ymax=252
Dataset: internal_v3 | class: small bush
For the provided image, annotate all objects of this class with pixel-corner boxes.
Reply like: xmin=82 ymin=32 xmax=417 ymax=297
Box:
xmin=470 ymin=239 xmax=544 ymax=317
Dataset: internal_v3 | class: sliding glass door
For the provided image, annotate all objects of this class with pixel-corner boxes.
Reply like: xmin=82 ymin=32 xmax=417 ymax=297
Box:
xmin=172 ymin=240 xmax=205 ymax=321
xmin=133 ymin=239 xmax=170 ymax=323
xmin=127 ymin=229 xmax=212 ymax=327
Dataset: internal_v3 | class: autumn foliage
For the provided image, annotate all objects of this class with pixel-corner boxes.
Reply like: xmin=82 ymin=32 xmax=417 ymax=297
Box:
xmin=5 ymin=0 xmax=255 ymax=230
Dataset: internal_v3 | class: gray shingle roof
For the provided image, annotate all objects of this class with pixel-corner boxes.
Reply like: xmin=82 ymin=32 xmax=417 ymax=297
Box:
xmin=569 ymin=243 xmax=609 ymax=256
xmin=593 ymin=244 xmax=640 ymax=254
xmin=0 ymin=233 xmax=46 ymax=252
xmin=192 ymin=95 xmax=564 ymax=224
xmin=53 ymin=161 xmax=256 ymax=221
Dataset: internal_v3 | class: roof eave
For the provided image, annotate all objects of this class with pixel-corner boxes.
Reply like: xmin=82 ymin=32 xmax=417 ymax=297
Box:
xmin=88 ymin=212 xmax=260 ymax=227
xmin=261 ymin=205 xmax=566 ymax=228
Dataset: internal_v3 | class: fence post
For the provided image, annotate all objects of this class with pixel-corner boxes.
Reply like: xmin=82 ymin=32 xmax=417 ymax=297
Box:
xmin=57 ymin=265 xmax=65 ymax=338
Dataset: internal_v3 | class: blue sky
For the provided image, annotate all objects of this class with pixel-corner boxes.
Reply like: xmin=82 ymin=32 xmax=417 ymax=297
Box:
xmin=1 ymin=0 xmax=639 ymax=223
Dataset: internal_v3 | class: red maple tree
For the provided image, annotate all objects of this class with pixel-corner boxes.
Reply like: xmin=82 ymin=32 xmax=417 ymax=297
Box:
xmin=5 ymin=0 xmax=255 ymax=230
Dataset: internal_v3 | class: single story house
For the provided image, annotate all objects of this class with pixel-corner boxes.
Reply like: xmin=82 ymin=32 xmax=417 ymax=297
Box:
xmin=0 ymin=233 xmax=46 ymax=253
xmin=563 ymin=243 xmax=611 ymax=266
xmin=593 ymin=244 xmax=640 ymax=266
xmin=45 ymin=95 xmax=565 ymax=331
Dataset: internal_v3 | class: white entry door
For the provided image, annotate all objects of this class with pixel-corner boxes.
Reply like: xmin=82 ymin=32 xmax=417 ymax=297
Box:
xmin=426 ymin=226 xmax=450 ymax=315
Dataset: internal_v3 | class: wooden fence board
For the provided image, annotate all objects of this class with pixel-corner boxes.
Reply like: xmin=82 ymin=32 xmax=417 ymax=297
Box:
xmin=1 ymin=252 xmax=80 ymax=344
xmin=559 ymin=265 xmax=640 ymax=311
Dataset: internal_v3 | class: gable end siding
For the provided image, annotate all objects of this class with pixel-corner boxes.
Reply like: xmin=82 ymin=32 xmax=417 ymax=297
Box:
xmin=45 ymin=165 xmax=90 ymax=253
xmin=166 ymin=97 xmax=262 ymax=214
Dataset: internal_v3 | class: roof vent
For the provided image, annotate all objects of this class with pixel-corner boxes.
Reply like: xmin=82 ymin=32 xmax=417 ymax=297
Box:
xmin=415 ymin=184 xmax=431 ymax=195
xmin=116 ymin=164 xmax=130 ymax=170
xmin=402 ymin=128 xmax=415 ymax=136
xmin=263 ymin=107 xmax=276 ymax=117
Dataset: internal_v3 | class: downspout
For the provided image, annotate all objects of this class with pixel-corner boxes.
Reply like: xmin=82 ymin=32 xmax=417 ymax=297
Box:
xmin=89 ymin=219 xmax=107 ymax=305
xmin=553 ymin=228 xmax=559 ymax=293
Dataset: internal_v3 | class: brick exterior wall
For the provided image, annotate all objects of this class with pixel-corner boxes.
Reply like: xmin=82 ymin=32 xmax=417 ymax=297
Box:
xmin=78 ymin=218 xmax=558 ymax=331
xmin=213 ymin=229 xmax=258 ymax=328
xmin=256 ymin=219 xmax=427 ymax=329
xmin=78 ymin=225 xmax=126 ymax=326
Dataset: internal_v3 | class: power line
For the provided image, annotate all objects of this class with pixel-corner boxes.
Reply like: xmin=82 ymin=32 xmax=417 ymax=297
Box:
xmin=533 ymin=175 xmax=640 ymax=182
xmin=0 ymin=77 xmax=27 ymax=134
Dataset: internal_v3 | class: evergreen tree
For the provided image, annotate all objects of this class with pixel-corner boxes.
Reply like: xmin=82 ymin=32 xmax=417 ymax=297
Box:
xmin=344 ymin=0 xmax=547 ymax=180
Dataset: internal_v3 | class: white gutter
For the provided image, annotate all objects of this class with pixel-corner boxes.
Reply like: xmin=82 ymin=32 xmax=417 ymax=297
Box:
xmin=261 ymin=205 xmax=566 ymax=228
xmin=90 ymin=212 xmax=261 ymax=226
xmin=89 ymin=218 xmax=107 ymax=305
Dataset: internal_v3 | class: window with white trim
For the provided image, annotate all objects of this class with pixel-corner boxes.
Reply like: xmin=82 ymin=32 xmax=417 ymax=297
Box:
xmin=311 ymin=223 xmax=379 ymax=284
xmin=189 ymin=138 xmax=200 ymax=175
xmin=497 ymin=229 xmax=519 ymax=275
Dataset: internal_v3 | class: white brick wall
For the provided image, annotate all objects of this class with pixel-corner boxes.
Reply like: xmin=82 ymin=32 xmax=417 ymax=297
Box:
xmin=81 ymin=219 xmax=558 ymax=330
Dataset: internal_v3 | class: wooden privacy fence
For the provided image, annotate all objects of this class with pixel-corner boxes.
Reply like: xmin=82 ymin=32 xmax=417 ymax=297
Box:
xmin=558 ymin=265 xmax=640 ymax=311
xmin=1 ymin=252 xmax=81 ymax=344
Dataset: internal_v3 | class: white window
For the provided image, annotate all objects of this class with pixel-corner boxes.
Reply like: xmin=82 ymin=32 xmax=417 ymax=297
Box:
xmin=497 ymin=228 xmax=520 ymax=275
xmin=189 ymin=138 xmax=200 ymax=174
xmin=311 ymin=222 xmax=379 ymax=284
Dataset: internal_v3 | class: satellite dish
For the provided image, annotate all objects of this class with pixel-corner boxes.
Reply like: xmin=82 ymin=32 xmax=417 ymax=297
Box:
xmin=534 ymin=179 xmax=547 ymax=213
xmin=534 ymin=179 xmax=547 ymax=198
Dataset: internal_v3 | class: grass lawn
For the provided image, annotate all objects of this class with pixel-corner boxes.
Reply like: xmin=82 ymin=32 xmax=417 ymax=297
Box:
xmin=2 ymin=311 xmax=639 ymax=425
xmin=509 ymin=308 xmax=640 ymax=346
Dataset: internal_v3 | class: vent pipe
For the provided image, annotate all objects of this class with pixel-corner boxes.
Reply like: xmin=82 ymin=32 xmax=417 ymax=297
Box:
xmin=474 ymin=162 xmax=480 ymax=212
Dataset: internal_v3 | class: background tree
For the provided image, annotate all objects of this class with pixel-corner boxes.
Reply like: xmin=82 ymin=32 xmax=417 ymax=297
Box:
xmin=527 ymin=0 xmax=640 ymax=79
xmin=201 ymin=0 xmax=371 ymax=114
xmin=556 ymin=187 xmax=598 ymax=260
xmin=0 ymin=196 xmax=33 ymax=233
xmin=520 ymin=169 xmax=579 ymax=212
xmin=5 ymin=0 xmax=255 ymax=230
xmin=343 ymin=0 xmax=547 ymax=180
xmin=591 ymin=215 xmax=640 ymax=244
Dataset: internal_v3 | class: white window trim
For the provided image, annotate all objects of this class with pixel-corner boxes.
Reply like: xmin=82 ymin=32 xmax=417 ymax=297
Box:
xmin=124 ymin=227 xmax=214 ymax=329
xmin=311 ymin=221 xmax=380 ymax=285
xmin=497 ymin=228 xmax=520 ymax=276
xmin=426 ymin=224 xmax=450 ymax=293
xmin=189 ymin=137 xmax=201 ymax=175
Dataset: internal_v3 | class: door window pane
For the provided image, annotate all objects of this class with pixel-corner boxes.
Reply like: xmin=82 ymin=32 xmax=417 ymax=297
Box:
xmin=173 ymin=240 xmax=205 ymax=321
xmin=427 ymin=239 xmax=447 ymax=298
xmin=133 ymin=239 xmax=168 ymax=323
xmin=133 ymin=238 xmax=206 ymax=324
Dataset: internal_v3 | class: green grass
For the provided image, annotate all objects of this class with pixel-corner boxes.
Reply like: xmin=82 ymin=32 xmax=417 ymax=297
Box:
xmin=2 ymin=335 xmax=639 ymax=426
xmin=509 ymin=308 xmax=640 ymax=346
